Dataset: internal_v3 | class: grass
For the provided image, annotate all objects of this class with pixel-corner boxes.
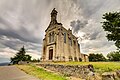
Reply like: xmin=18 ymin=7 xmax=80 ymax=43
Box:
xmin=53 ymin=62 xmax=120 ymax=73
xmin=16 ymin=64 xmax=67 ymax=80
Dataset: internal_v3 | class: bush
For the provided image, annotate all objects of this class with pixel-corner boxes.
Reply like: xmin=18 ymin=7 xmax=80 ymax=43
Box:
xmin=88 ymin=53 xmax=106 ymax=62
xmin=31 ymin=59 xmax=40 ymax=62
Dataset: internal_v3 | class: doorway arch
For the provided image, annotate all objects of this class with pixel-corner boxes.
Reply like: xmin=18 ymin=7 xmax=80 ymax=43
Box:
xmin=49 ymin=48 xmax=53 ymax=60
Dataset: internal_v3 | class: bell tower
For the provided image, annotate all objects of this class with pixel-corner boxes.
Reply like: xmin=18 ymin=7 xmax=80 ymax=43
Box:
xmin=50 ymin=8 xmax=58 ymax=25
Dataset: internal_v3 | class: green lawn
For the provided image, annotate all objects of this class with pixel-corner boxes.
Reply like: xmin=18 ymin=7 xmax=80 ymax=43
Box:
xmin=53 ymin=62 xmax=120 ymax=73
xmin=16 ymin=64 xmax=67 ymax=80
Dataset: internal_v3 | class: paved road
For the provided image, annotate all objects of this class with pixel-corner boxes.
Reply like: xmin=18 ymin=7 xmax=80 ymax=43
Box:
xmin=0 ymin=66 xmax=40 ymax=80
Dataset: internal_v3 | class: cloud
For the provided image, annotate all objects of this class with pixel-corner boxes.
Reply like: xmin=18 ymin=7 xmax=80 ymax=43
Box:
xmin=69 ymin=0 xmax=120 ymax=55
xmin=0 ymin=35 xmax=41 ymax=61
xmin=0 ymin=28 xmax=42 ymax=43
xmin=70 ymin=19 xmax=88 ymax=33
xmin=0 ymin=47 xmax=16 ymax=58
xmin=0 ymin=47 xmax=16 ymax=63
xmin=0 ymin=35 xmax=42 ymax=52
xmin=78 ymin=19 xmax=117 ymax=55
xmin=27 ymin=49 xmax=41 ymax=59
xmin=0 ymin=47 xmax=41 ymax=63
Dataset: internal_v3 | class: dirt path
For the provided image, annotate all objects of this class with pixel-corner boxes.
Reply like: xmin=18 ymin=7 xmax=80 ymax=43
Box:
xmin=0 ymin=66 xmax=40 ymax=80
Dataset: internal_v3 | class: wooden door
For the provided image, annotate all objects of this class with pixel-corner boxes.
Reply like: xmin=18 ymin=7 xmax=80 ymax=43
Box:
xmin=49 ymin=49 xmax=53 ymax=60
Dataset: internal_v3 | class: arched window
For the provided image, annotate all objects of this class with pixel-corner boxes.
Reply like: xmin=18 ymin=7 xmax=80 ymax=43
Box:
xmin=51 ymin=32 xmax=54 ymax=42
xmin=64 ymin=33 xmax=66 ymax=43
xmin=49 ymin=33 xmax=51 ymax=43
xmin=69 ymin=38 xmax=72 ymax=46
xmin=49 ymin=31 xmax=54 ymax=43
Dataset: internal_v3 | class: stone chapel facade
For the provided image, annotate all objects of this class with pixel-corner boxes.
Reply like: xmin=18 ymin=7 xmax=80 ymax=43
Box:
xmin=41 ymin=8 xmax=88 ymax=62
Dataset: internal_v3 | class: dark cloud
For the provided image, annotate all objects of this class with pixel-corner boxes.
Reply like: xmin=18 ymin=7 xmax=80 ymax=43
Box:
xmin=0 ymin=27 xmax=42 ymax=44
xmin=70 ymin=19 xmax=88 ymax=33
xmin=89 ymin=29 xmax=102 ymax=40
xmin=0 ymin=35 xmax=42 ymax=51
xmin=70 ymin=19 xmax=101 ymax=41
xmin=0 ymin=38 xmax=23 ymax=50
xmin=72 ymin=0 xmax=105 ymax=18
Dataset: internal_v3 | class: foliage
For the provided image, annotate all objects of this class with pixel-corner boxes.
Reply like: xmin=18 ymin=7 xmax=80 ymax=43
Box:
xmin=88 ymin=53 xmax=106 ymax=62
xmin=107 ymin=51 xmax=120 ymax=61
xmin=17 ymin=65 xmax=67 ymax=80
xmin=31 ymin=59 xmax=40 ymax=62
xmin=10 ymin=46 xmax=31 ymax=64
xmin=102 ymin=12 xmax=120 ymax=50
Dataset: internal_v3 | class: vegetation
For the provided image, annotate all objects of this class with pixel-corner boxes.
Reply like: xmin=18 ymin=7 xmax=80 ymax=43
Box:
xmin=88 ymin=53 xmax=106 ymax=62
xmin=11 ymin=46 xmax=31 ymax=64
xmin=17 ymin=64 xmax=67 ymax=80
xmin=53 ymin=62 xmax=120 ymax=73
xmin=31 ymin=59 xmax=40 ymax=62
xmin=107 ymin=51 xmax=120 ymax=61
xmin=102 ymin=12 xmax=120 ymax=50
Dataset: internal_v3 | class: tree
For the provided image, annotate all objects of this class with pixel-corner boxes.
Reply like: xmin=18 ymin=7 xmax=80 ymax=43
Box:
xmin=88 ymin=53 xmax=106 ymax=62
xmin=102 ymin=12 xmax=120 ymax=50
xmin=10 ymin=46 xmax=31 ymax=64
xmin=107 ymin=51 xmax=120 ymax=61
xmin=31 ymin=59 xmax=40 ymax=62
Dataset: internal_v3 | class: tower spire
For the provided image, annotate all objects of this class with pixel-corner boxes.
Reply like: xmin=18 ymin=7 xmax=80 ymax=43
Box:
xmin=50 ymin=8 xmax=58 ymax=25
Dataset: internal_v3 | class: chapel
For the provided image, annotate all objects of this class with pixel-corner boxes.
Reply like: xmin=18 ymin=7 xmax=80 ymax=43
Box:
xmin=41 ymin=8 xmax=88 ymax=62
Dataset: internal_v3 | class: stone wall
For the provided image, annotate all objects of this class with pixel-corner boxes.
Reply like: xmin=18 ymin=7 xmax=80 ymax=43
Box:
xmin=102 ymin=71 xmax=120 ymax=80
xmin=37 ymin=63 xmax=95 ymax=79
xmin=37 ymin=63 xmax=120 ymax=80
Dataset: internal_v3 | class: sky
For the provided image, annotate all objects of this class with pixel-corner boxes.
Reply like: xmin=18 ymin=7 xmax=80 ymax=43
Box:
xmin=0 ymin=0 xmax=120 ymax=63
